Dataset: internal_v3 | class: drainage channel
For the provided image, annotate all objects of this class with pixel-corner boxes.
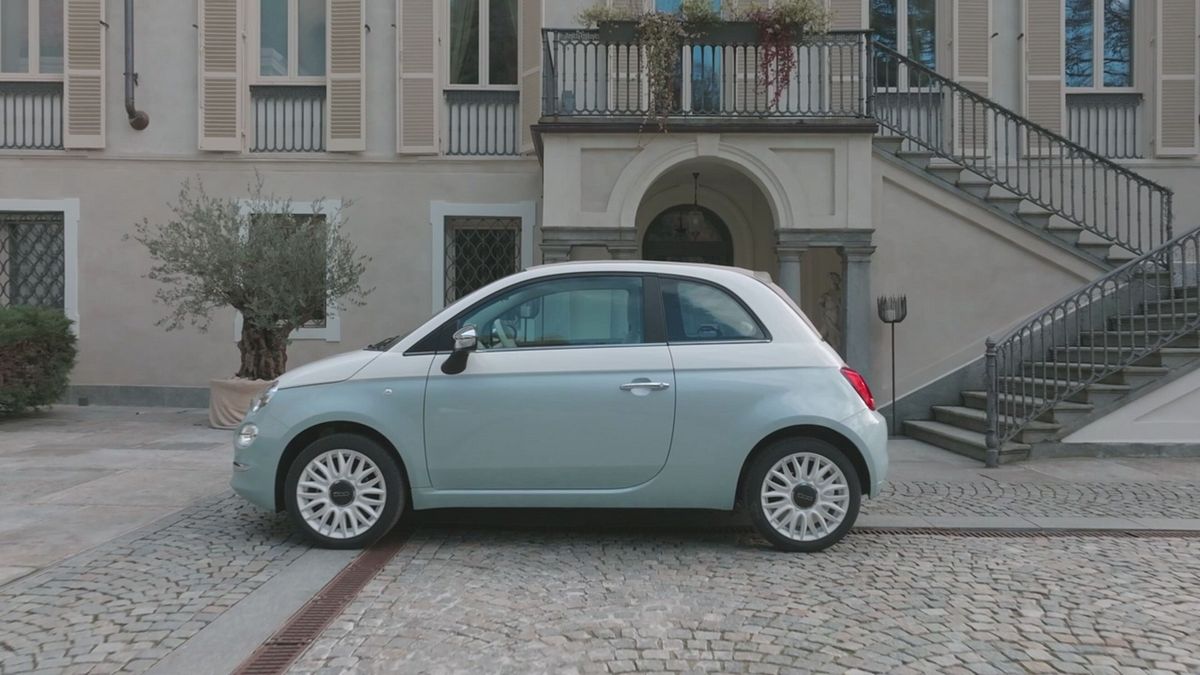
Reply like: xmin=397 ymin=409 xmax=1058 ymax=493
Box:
xmin=855 ymin=527 xmax=1200 ymax=539
xmin=232 ymin=524 xmax=415 ymax=675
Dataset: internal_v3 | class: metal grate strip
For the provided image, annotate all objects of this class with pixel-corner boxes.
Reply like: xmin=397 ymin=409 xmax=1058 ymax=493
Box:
xmin=232 ymin=526 xmax=414 ymax=675
xmin=853 ymin=527 xmax=1200 ymax=539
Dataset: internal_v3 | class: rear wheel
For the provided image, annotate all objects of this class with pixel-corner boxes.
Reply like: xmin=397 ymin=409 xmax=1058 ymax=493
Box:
xmin=743 ymin=437 xmax=860 ymax=552
xmin=284 ymin=433 xmax=405 ymax=549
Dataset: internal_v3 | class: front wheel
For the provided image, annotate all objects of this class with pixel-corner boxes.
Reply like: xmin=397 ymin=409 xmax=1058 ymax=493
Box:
xmin=743 ymin=438 xmax=861 ymax=552
xmin=284 ymin=433 xmax=406 ymax=549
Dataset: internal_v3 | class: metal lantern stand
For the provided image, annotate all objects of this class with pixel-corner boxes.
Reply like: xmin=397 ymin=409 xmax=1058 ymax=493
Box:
xmin=876 ymin=295 xmax=908 ymax=436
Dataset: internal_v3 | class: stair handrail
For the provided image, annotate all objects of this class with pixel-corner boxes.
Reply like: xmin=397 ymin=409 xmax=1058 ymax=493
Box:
xmin=983 ymin=227 xmax=1200 ymax=466
xmin=866 ymin=41 xmax=1173 ymax=255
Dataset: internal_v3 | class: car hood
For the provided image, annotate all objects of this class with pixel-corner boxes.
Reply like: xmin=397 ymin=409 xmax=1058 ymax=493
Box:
xmin=276 ymin=350 xmax=382 ymax=389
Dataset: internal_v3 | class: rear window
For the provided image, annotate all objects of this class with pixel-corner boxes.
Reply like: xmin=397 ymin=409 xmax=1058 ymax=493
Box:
xmin=761 ymin=278 xmax=822 ymax=335
xmin=662 ymin=278 xmax=766 ymax=343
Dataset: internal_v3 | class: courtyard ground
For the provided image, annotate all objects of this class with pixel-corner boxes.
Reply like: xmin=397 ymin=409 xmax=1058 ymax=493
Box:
xmin=1 ymin=406 xmax=1198 ymax=673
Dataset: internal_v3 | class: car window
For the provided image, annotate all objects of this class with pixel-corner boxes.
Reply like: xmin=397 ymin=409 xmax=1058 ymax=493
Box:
xmin=663 ymin=278 xmax=765 ymax=343
xmin=457 ymin=276 xmax=644 ymax=350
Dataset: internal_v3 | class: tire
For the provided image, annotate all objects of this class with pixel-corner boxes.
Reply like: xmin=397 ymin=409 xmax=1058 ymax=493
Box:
xmin=284 ymin=433 xmax=406 ymax=549
xmin=743 ymin=437 xmax=861 ymax=552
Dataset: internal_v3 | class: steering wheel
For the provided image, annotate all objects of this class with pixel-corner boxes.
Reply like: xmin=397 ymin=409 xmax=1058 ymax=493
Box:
xmin=492 ymin=319 xmax=518 ymax=349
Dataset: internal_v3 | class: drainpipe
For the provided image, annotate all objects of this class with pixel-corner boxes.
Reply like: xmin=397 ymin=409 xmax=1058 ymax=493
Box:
xmin=124 ymin=0 xmax=149 ymax=130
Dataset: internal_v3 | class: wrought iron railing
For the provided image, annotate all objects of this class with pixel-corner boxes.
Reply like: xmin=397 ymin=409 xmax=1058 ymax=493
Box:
xmin=541 ymin=28 xmax=869 ymax=119
xmin=867 ymin=44 xmax=1172 ymax=255
xmin=1066 ymin=92 xmax=1143 ymax=159
xmin=250 ymin=84 xmax=326 ymax=153
xmin=0 ymin=211 xmax=66 ymax=308
xmin=445 ymin=90 xmax=521 ymax=156
xmin=984 ymin=227 xmax=1200 ymax=465
xmin=0 ymin=81 xmax=64 ymax=150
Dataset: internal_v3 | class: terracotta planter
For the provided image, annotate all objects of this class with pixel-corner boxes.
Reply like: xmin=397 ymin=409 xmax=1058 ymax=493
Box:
xmin=209 ymin=377 xmax=274 ymax=429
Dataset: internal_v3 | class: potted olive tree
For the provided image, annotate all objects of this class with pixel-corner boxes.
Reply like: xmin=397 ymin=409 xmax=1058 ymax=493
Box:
xmin=131 ymin=178 xmax=372 ymax=428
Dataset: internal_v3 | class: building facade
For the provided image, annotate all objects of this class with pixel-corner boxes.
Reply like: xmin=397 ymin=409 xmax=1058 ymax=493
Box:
xmin=1 ymin=0 xmax=1198 ymax=456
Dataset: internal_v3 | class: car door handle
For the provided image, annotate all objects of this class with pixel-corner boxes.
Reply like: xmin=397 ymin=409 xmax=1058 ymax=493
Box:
xmin=619 ymin=381 xmax=671 ymax=391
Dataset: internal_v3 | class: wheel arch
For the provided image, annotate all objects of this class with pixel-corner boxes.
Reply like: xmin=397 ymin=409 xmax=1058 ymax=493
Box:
xmin=735 ymin=425 xmax=872 ymax=506
xmin=274 ymin=421 xmax=412 ymax=512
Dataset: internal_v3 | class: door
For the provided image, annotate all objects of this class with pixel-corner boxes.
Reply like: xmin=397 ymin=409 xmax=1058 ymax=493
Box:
xmin=424 ymin=274 xmax=676 ymax=490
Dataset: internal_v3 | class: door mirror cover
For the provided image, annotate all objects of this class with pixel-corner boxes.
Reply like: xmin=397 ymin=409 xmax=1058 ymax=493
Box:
xmin=453 ymin=324 xmax=478 ymax=352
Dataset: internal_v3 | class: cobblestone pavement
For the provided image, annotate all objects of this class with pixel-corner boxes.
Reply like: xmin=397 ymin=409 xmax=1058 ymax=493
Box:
xmin=867 ymin=479 xmax=1200 ymax=517
xmin=0 ymin=494 xmax=307 ymax=674
xmin=294 ymin=528 xmax=1200 ymax=674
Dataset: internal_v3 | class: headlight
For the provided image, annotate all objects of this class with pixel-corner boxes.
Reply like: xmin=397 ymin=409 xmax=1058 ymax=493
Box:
xmin=236 ymin=423 xmax=259 ymax=449
xmin=249 ymin=384 xmax=278 ymax=414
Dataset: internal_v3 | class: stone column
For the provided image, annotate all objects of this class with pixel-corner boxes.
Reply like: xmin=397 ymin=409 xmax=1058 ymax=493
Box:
xmin=541 ymin=245 xmax=571 ymax=264
xmin=841 ymin=245 xmax=876 ymax=376
xmin=777 ymin=248 xmax=806 ymax=305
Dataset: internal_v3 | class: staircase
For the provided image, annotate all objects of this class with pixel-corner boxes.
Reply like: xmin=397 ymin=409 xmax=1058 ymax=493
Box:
xmin=865 ymin=43 xmax=1200 ymax=464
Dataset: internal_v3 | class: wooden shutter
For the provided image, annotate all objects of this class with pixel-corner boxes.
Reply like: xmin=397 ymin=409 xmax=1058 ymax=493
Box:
xmin=826 ymin=0 xmax=864 ymax=113
xmin=519 ymin=0 xmax=541 ymax=153
xmin=64 ymin=0 xmax=105 ymax=149
xmin=328 ymin=0 xmax=366 ymax=151
xmin=607 ymin=0 xmax=647 ymax=112
xmin=397 ymin=0 xmax=437 ymax=154
xmin=198 ymin=0 xmax=242 ymax=151
xmin=1022 ymin=0 xmax=1063 ymax=138
xmin=827 ymin=0 xmax=865 ymax=30
xmin=954 ymin=0 xmax=990 ymax=156
xmin=1157 ymin=0 xmax=1199 ymax=156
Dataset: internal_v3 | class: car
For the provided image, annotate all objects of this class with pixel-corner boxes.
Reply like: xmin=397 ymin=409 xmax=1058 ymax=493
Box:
xmin=231 ymin=261 xmax=888 ymax=552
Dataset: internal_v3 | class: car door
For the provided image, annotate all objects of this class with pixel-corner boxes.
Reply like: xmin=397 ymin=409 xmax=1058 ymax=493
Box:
xmin=423 ymin=274 xmax=676 ymax=490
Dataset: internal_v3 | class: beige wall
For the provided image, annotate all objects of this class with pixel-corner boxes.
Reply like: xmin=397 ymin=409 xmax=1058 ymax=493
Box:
xmin=1065 ymin=369 xmax=1200 ymax=444
xmin=0 ymin=156 xmax=540 ymax=387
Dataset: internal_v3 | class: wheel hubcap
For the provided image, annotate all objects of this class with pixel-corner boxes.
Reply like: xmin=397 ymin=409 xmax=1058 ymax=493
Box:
xmin=760 ymin=452 xmax=850 ymax=542
xmin=296 ymin=449 xmax=386 ymax=540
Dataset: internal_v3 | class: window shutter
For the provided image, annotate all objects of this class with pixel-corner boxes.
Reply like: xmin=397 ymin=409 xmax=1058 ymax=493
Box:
xmin=954 ymin=0 xmax=990 ymax=156
xmin=397 ymin=0 xmax=437 ymax=154
xmin=606 ymin=0 xmax=647 ymax=113
xmin=328 ymin=0 xmax=366 ymax=151
xmin=1022 ymin=0 xmax=1063 ymax=139
xmin=1157 ymin=0 xmax=1199 ymax=156
xmin=63 ymin=0 xmax=106 ymax=149
xmin=519 ymin=0 xmax=541 ymax=153
xmin=826 ymin=0 xmax=864 ymax=113
xmin=198 ymin=0 xmax=242 ymax=151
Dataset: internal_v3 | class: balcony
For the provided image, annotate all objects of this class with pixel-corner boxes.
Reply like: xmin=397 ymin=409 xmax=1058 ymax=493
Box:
xmin=250 ymin=85 xmax=326 ymax=153
xmin=540 ymin=28 xmax=869 ymax=124
xmin=0 ymin=81 xmax=64 ymax=150
xmin=444 ymin=90 xmax=521 ymax=156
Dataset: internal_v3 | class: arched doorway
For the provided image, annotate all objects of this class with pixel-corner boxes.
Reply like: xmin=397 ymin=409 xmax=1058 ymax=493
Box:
xmin=642 ymin=205 xmax=734 ymax=265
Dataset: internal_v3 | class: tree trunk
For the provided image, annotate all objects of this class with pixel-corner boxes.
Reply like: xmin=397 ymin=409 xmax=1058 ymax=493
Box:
xmin=237 ymin=323 xmax=289 ymax=380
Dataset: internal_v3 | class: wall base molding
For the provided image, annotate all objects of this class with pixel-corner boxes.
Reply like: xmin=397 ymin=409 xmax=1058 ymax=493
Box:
xmin=63 ymin=385 xmax=210 ymax=409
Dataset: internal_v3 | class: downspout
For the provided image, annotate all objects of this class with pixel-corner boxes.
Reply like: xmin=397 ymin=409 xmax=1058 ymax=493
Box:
xmin=124 ymin=0 xmax=149 ymax=129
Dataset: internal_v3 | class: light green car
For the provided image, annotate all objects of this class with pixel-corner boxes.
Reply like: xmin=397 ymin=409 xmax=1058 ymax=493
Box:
xmin=232 ymin=261 xmax=888 ymax=552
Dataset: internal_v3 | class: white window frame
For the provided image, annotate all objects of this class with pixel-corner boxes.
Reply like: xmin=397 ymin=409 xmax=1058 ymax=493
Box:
xmin=443 ymin=0 xmax=521 ymax=91
xmin=0 ymin=198 xmax=80 ymax=335
xmin=870 ymin=0 xmax=939 ymax=93
xmin=0 ymin=0 xmax=64 ymax=81
xmin=430 ymin=200 xmax=536 ymax=312
xmin=1064 ymin=0 xmax=1137 ymax=93
xmin=233 ymin=198 xmax=342 ymax=342
xmin=247 ymin=0 xmax=326 ymax=85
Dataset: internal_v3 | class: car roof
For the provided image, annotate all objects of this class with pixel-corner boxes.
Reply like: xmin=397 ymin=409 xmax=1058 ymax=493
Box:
xmin=524 ymin=260 xmax=773 ymax=284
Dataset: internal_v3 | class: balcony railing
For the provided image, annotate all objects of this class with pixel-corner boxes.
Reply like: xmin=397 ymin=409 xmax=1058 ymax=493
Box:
xmin=250 ymin=84 xmax=326 ymax=153
xmin=445 ymin=90 xmax=521 ymax=156
xmin=541 ymin=28 xmax=869 ymax=120
xmin=0 ymin=81 xmax=64 ymax=150
xmin=1066 ymin=92 xmax=1143 ymax=159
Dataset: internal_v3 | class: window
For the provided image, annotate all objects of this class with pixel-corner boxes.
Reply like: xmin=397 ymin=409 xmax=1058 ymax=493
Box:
xmin=258 ymin=0 xmax=326 ymax=79
xmin=1065 ymin=0 xmax=1133 ymax=89
xmin=448 ymin=0 xmax=518 ymax=87
xmin=0 ymin=210 xmax=64 ymax=308
xmin=458 ymin=276 xmax=645 ymax=350
xmin=663 ymin=279 xmax=765 ymax=343
xmin=870 ymin=0 xmax=936 ymax=87
xmin=0 ymin=0 xmax=63 ymax=76
xmin=444 ymin=216 xmax=521 ymax=305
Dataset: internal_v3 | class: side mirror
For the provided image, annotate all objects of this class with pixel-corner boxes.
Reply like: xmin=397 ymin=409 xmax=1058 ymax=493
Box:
xmin=442 ymin=325 xmax=476 ymax=375
xmin=453 ymin=324 xmax=478 ymax=352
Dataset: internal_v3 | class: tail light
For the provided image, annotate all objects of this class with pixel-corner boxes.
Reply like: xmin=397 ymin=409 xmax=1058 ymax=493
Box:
xmin=840 ymin=366 xmax=876 ymax=411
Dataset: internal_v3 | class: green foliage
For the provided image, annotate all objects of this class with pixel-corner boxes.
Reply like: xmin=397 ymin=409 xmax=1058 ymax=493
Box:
xmin=737 ymin=0 xmax=831 ymax=107
xmin=0 ymin=307 xmax=77 ymax=414
xmin=578 ymin=3 xmax=634 ymax=27
xmin=129 ymin=177 xmax=373 ymax=380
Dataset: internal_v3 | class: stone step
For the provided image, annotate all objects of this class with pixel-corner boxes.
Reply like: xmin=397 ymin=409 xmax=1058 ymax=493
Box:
xmin=903 ymin=420 xmax=1030 ymax=464
xmin=924 ymin=160 xmax=963 ymax=183
xmin=961 ymin=390 xmax=1094 ymax=424
xmin=986 ymin=193 xmax=1024 ymax=214
xmin=1045 ymin=222 xmax=1084 ymax=246
xmin=1049 ymin=346 xmax=1200 ymax=368
xmin=1110 ymin=313 xmax=1200 ymax=331
xmin=998 ymin=376 xmax=1131 ymax=404
xmin=1143 ymin=297 xmax=1200 ymax=313
xmin=1106 ymin=248 xmax=1139 ymax=264
xmin=1016 ymin=208 xmax=1052 ymax=228
xmin=1079 ymin=330 xmax=1200 ymax=347
xmin=1022 ymin=361 xmax=1169 ymax=386
xmin=956 ymin=174 xmax=993 ymax=199
xmin=931 ymin=405 xmax=1061 ymax=444
xmin=872 ymin=135 xmax=905 ymax=153
xmin=896 ymin=150 xmax=935 ymax=169
xmin=1176 ymin=286 xmax=1200 ymax=299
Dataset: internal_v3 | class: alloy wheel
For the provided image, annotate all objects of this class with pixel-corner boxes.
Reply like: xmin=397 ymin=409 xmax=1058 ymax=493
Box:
xmin=295 ymin=449 xmax=388 ymax=540
xmin=759 ymin=451 xmax=851 ymax=542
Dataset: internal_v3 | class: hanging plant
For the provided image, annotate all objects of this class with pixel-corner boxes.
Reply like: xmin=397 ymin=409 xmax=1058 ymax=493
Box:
xmin=738 ymin=0 xmax=831 ymax=109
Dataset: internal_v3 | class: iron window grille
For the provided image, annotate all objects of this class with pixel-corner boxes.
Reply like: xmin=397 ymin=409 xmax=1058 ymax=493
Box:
xmin=444 ymin=216 xmax=521 ymax=305
xmin=0 ymin=211 xmax=65 ymax=309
